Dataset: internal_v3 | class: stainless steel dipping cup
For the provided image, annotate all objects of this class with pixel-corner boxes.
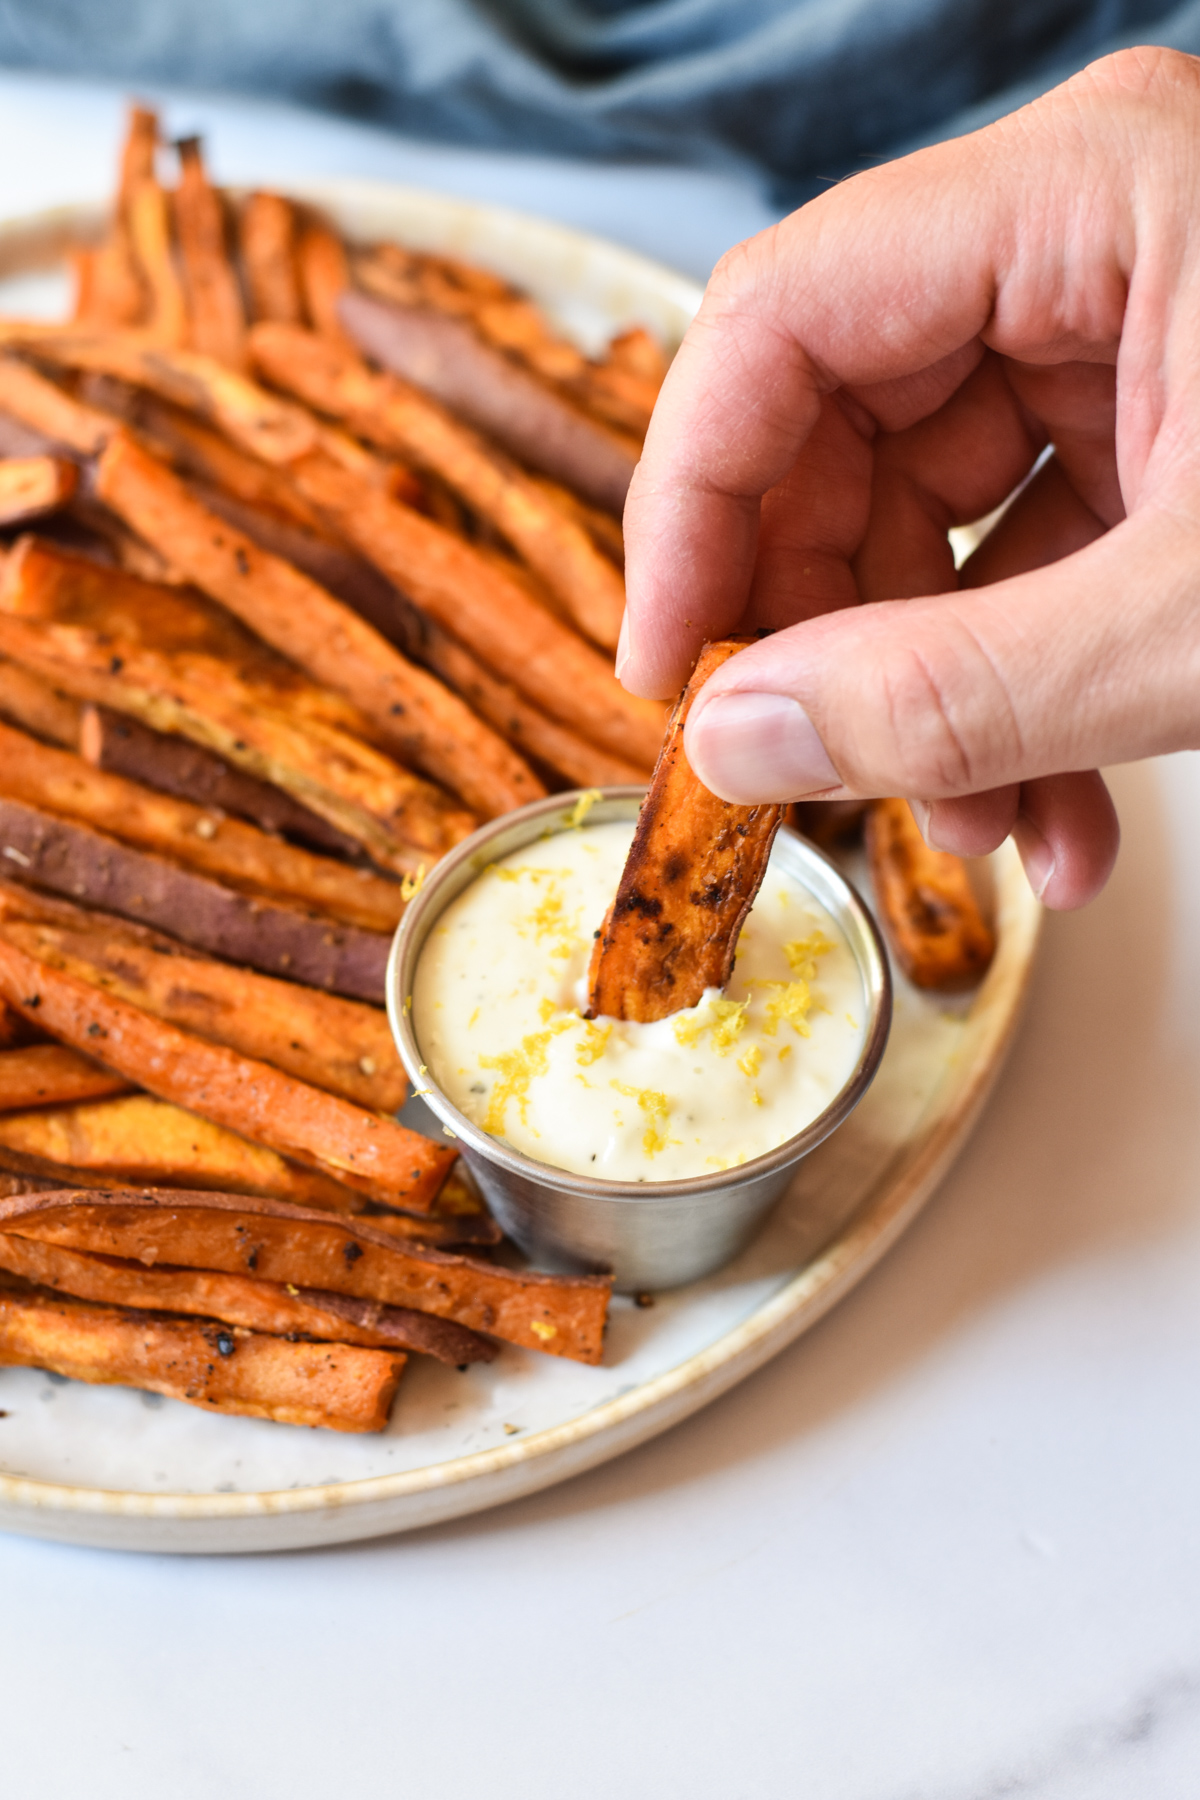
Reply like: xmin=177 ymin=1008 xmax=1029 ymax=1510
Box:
xmin=386 ymin=788 xmax=892 ymax=1292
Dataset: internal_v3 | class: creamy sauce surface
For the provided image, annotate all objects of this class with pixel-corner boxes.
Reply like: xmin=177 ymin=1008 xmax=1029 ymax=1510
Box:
xmin=413 ymin=819 xmax=865 ymax=1182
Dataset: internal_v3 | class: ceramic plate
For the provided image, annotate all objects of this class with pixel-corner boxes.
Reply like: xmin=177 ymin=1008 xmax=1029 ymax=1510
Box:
xmin=0 ymin=186 xmax=1041 ymax=1552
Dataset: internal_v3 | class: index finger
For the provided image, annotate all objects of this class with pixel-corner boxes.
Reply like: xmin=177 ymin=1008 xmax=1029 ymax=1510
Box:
xmin=620 ymin=56 xmax=1141 ymax=699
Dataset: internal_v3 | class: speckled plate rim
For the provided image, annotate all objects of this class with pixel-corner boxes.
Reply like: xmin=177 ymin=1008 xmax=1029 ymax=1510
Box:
xmin=0 ymin=185 xmax=1041 ymax=1551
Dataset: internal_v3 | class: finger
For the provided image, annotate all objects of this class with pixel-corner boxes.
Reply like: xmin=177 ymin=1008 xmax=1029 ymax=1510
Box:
xmin=682 ymin=505 xmax=1200 ymax=803
xmin=622 ymin=61 xmax=1139 ymax=697
xmin=1012 ymin=770 xmax=1120 ymax=908
xmin=912 ymin=787 xmax=1020 ymax=857
xmin=960 ymin=454 xmax=1108 ymax=588
xmin=854 ymin=351 xmax=1047 ymax=605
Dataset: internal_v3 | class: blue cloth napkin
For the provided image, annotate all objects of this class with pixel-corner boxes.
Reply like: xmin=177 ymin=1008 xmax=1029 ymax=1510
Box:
xmin=0 ymin=0 xmax=1196 ymax=200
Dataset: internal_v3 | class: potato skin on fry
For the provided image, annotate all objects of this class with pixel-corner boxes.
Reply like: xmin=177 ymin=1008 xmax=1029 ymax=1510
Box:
xmin=0 ymin=1276 xmax=405 ymax=1432
xmin=587 ymin=638 xmax=783 ymax=1023
xmin=865 ymin=798 xmax=996 ymax=992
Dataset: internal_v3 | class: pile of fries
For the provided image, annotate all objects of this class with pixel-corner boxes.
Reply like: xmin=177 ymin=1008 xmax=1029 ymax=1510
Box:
xmin=0 ymin=105 xmax=653 ymax=1429
xmin=0 ymin=107 xmax=996 ymax=1433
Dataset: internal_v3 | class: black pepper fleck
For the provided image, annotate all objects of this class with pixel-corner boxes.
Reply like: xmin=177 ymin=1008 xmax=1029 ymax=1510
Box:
xmin=343 ymin=1241 xmax=363 ymax=1265
xmin=216 ymin=1333 xmax=235 ymax=1357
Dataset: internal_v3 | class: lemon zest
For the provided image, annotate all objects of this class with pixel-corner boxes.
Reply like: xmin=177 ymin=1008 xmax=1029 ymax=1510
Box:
xmin=566 ymin=788 xmax=602 ymax=829
xmin=576 ymin=1018 xmax=611 ymax=1066
xmin=673 ymin=996 xmax=748 ymax=1054
xmin=784 ymin=930 xmax=835 ymax=980
xmin=737 ymin=1045 xmax=762 ymax=1079
xmin=611 ymin=1080 xmax=675 ymax=1156
xmin=399 ymin=865 xmax=426 ymax=902
xmin=748 ymin=978 xmax=815 ymax=1037
xmin=480 ymin=1016 xmax=574 ymax=1133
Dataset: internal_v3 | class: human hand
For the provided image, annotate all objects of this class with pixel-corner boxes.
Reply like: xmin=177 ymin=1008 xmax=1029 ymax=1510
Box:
xmin=619 ymin=47 xmax=1200 ymax=907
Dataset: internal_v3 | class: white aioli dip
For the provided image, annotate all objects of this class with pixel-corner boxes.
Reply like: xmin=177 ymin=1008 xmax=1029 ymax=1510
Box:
xmin=413 ymin=819 xmax=865 ymax=1183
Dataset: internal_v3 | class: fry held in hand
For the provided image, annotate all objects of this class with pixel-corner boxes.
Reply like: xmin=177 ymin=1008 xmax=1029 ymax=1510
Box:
xmin=587 ymin=638 xmax=784 ymax=1023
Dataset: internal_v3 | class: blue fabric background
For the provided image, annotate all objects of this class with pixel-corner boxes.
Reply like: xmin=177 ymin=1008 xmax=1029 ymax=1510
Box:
xmin=0 ymin=0 xmax=1196 ymax=199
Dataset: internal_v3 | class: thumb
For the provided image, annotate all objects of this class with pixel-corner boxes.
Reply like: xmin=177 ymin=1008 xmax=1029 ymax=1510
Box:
xmin=684 ymin=508 xmax=1200 ymax=805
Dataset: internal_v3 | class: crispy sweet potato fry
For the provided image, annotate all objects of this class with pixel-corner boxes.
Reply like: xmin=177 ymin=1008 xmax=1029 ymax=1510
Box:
xmin=0 ymin=949 xmax=456 ymax=1210
xmin=0 ymin=1092 xmax=372 ymax=1210
xmin=0 ymin=719 xmax=406 ymax=932
xmin=587 ymin=638 xmax=784 ymax=1022
xmin=240 ymin=191 xmax=305 ymax=324
xmin=80 ymin=706 xmax=364 ymax=860
xmin=0 ymin=797 xmax=393 ymax=1001
xmin=341 ymin=290 xmax=639 ymax=514
xmin=0 ymin=1233 xmax=494 ymax=1361
xmin=0 ymin=1188 xmax=611 ymax=1362
xmin=0 ymin=877 xmax=407 ymax=1111
xmin=94 ymin=430 xmax=543 ymax=818
xmin=0 ymin=1044 xmax=130 ymax=1112
xmin=251 ymin=322 xmax=627 ymax=650
xmin=128 ymin=177 xmax=188 ymax=348
xmin=297 ymin=222 xmax=353 ymax=345
xmin=286 ymin=446 xmax=666 ymax=768
xmin=73 ymin=105 xmax=157 ymax=329
xmin=0 ymin=653 xmax=80 ymax=747
xmin=0 ymin=1276 xmax=404 ymax=1431
xmin=0 ymin=538 xmax=476 ymax=871
xmin=530 ymin=474 xmax=624 ymax=568
xmin=865 ymin=797 xmax=996 ymax=991
xmin=420 ymin=624 xmax=649 ymax=787
xmin=80 ymin=373 xmax=328 ymax=532
xmin=0 ymin=456 xmax=77 ymax=527
xmin=0 ymin=354 xmax=113 ymax=455
xmin=173 ymin=136 xmax=247 ymax=370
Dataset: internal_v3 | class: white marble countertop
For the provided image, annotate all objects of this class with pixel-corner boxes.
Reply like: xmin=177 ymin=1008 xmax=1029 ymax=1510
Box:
xmin=1 ymin=71 xmax=1199 ymax=1800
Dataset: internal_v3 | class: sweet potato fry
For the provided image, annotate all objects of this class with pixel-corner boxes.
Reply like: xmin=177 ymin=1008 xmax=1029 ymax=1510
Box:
xmin=0 ymin=797 xmax=393 ymax=1001
xmin=0 ymin=1188 xmax=611 ymax=1361
xmin=420 ymin=624 xmax=649 ymax=787
xmin=0 ymin=1275 xmax=404 ymax=1431
xmin=341 ymin=290 xmax=639 ymax=514
xmin=0 ymin=1233 xmax=494 ymax=1362
xmin=286 ymin=446 xmax=666 ymax=768
xmin=0 ymin=1000 xmax=25 ymax=1048
xmin=94 ymin=429 xmax=544 ymax=817
xmin=0 ymin=354 xmax=113 ymax=455
xmin=0 ymin=1044 xmax=130 ymax=1112
xmin=0 ymin=1092 xmax=372 ymax=1211
xmin=0 ymin=719 xmax=407 ymax=933
xmin=530 ymin=474 xmax=624 ymax=568
xmin=239 ymin=191 xmax=305 ymax=324
xmin=0 ymin=538 xmax=476 ymax=871
xmin=251 ymin=322 xmax=627 ymax=650
xmin=79 ymin=373 xmax=328 ymax=532
xmin=0 ymin=949 xmax=456 ymax=1210
xmin=0 ymin=456 xmax=77 ymax=527
xmin=80 ymin=706 xmax=363 ymax=860
xmin=0 ymin=653 xmax=80 ymax=747
xmin=128 ymin=177 xmax=189 ymax=348
xmin=865 ymin=797 xmax=996 ymax=991
xmin=297 ymin=222 xmax=353 ymax=345
xmin=72 ymin=105 xmax=157 ymax=329
xmin=587 ymin=638 xmax=784 ymax=1022
xmin=0 ymin=877 xmax=406 ymax=1111
xmin=173 ymin=136 xmax=247 ymax=370
xmin=788 ymin=798 xmax=869 ymax=849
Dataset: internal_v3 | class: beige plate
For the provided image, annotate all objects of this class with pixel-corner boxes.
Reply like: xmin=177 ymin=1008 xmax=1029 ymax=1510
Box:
xmin=0 ymin=187 xmax=1041 ymax=1553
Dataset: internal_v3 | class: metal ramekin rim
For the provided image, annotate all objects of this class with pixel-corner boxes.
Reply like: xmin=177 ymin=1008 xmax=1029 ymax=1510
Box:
xmin=386 ymin=787 xmax=893 ymax=1205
